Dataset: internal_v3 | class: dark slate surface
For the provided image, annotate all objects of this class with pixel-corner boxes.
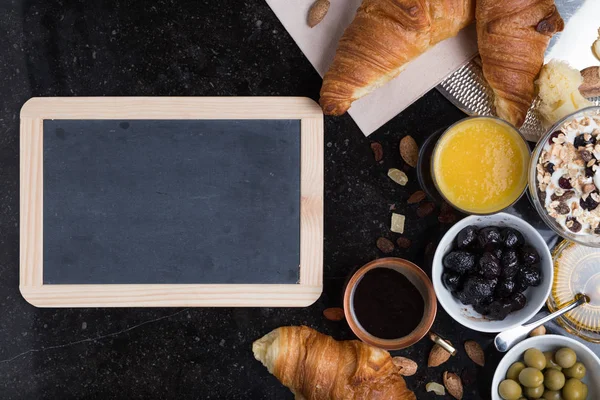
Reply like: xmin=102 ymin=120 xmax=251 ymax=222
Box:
xmin=43 ymin=119 xmax=300 ymax=284
xmin=0 ymin=1 xmax=598 ymax=399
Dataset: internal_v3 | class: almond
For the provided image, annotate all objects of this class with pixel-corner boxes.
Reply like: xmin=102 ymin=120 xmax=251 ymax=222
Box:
xmin=307 ymin=0 xmax=330 ymax=28
xmin=417 ymin=202 xmax=435 ymax=218
xmin=443 ymin=371 xmax=463 ymax=400
xmin=322 ymin=307 xmax=344 ymax=321
xmin=399 ymin=136 xmax=419 ymax=167
xmin=370 ymin=142 xmax=383 ymax=162
xmin=529 ymin=325 xmax=546 ymax=337
xmin=396 ymin=237 xmax=412 ymax=249
xmin=407 ymin=190 xmax=426 ymax=204
xmin=392 ymin=356 xmax=418 ymax=376
xmin=376 ymin=237 xmax=395 ymax=253
xmin=464 ymin=341 xmax=485 ymax=367
xmin=428 ymin=343 xmax=452 ymax=367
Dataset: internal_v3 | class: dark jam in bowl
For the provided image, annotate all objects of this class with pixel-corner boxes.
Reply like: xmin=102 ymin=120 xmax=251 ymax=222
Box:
xmin=353 ymin=268 xmax=425 ymax=339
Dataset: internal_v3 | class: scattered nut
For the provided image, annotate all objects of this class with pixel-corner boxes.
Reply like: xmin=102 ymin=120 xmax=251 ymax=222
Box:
xmin=443 ymin=371 xmax=463 ymax=400
xmin=392 ymin=356 xmax=418 ymax=376
xmin=425 ymin=382 xmax=446 ymax=395
xmin=438 ymin=212 xmax=458 ymax=224
xmin=390 ymin=213 xmax=406 ymax=234
xmin=376 ymin=237 xmax=395 ymax=253
xmin=323 ymin=307 xmax=344 ymax=321
xmin=388 ymin=168 xmax=408 ymax=186
xmin=417 ymin=202 xmax=435 ymax=218
xmin=370 ymin=142 xmax=383 ymax=162
xmin=464 ymin=340 xmax=485 ymax=367
xmin=400 ymin=136 xmax=419 ymax=167
xmin=407 ymin=190 xmax=426 ymax=204
xmin=529 ymin=325 xmax=546 ymax=337
xmin=307 ymin=0 xmax=330 ymax=27
xmin=428 ymin=343 xmax=452 ymax=367
xmin=396 ymin=237 xmax=412 ymax=249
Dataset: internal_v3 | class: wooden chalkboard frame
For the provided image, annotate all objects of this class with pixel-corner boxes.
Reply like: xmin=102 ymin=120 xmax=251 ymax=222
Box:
xmin=20 ymin=97 xmax=323 ymax=307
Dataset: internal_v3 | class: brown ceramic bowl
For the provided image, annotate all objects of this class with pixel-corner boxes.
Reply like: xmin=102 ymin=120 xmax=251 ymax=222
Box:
xmin=343 ymin=258 xmax=437 ymax=350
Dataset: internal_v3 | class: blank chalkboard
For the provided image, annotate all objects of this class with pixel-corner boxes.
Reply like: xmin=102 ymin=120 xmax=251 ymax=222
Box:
xmin=20 ymin=97 xmax=323 ymax=307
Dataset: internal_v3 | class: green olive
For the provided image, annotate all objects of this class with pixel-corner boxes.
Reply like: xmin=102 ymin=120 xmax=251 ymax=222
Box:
xmin=545 ymin=351 xmax=563 ymax=371
xmin=525 ymin=384 xmax=545 ymax=399
xmin=562 ymin=378 xmax=585 ymax=400
xmin=542 ymin=390 xmax=563 ymax=400
xmin=563 ymin=362 xmax=586 ymax=380
xmin=525 ymin=348 xmax=547 ymax=370
xmin=507 ymin=361 xmax=527 ymax=380
xmin=581 ymin=383 xmax=588 ymax=399
xmin=544 ymin=369 xmax=566 ymax=391
xmin=499 ymin=379 xmax=523 ymax=400
xmin=555 ymin=348 xmax=577 ymax=369
xmin=519 ymin=367 xmax=544 ymax=388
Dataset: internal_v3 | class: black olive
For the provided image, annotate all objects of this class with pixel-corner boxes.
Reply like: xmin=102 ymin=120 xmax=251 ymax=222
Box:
xmin=487 ymin=300 xmax=514 ymax=321
xmin=558 ymin=177 xmax=572 ymax=189
xmin=519 ymin=246 xmax=540 ymax=266
xmin=501 ymin=249 xmax=519 ymax=278
xmin=442 ymin=271 xmax=462 ymax=292
xmin=456 ymin=225 xmax=478 ymax=249
xmin=517 ymin=266 xmax=542 ymax=287
xmin=478 ymin=252 xmax=501 ymax=279
xmin=443 ymin=251 xmax=476 ymax=275
xmin=495 ymin=278 xmax=516 ymax=298
xmin=455 ymin=275 xmax=497 ymax=305
xmin=574 ymin=133 xmax=596 ymax=148
xmin=473 ymin=302 xmax=491 ymax=316
xmin=510 ymin=293 xmax=527 ymax=311
xmin=580 ymin=191 xmax=600 ymax=211
xmin=491 ymin=247 xmax=503 ymax=260
xmin=477 ymin=227 xmax=501 ymax=248
xmin=501 ymin=228 xmax=525 ymax=248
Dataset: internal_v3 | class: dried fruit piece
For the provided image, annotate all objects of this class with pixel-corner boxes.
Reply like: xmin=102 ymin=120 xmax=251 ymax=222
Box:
xmin=396 ymin=237 xmax=412 ymax=249
xmin=443 ymin=371 xmax=463 ymax=400
xmin=376 ymin=237 xmax=395 ymax=253
xmin=400 ymin=136 xmax=418 ymax=167
xmin=417 ymin=202 xmax=435 ymax=217
xmin=307 ymin=0 xmax=330 ymax=27
xmin=439 ymin=212 xmax=457 ymax=224
xmin=390 ymin=213 xmax=406 ymax=234
xmin=392 ymin=356 xmax=418 ymax=376
xmin=464 ymin=341 xmax=485 ymax=367
xmin=425 ymin=382 xmax=446 ymax=395
xmin=388 ymin=168 xmax=408 ymax=186
xmin=428 ymin=343 xmax=452 ymax=367
xmin=529 ymin=325 xmax=546 ymax=337
xmin=323 ymin=307 xmax=344 ymax=321
xmin=370 ymin=142 xmax=383 ymax=162
xmin=407 ymin=190 xmax=426 ymax=204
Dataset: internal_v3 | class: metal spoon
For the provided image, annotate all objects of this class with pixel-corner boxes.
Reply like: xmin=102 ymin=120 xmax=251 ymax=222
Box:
xmin=494 ymin=293 xmax=590 ymax=352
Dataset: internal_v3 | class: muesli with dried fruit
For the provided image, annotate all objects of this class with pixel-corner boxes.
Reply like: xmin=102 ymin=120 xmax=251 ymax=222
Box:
xmin=536 ymin=113 xmax=600 ymax=235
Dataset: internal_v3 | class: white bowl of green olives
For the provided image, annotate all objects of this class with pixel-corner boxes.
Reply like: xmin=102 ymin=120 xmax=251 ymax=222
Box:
xmin=492 ymin=335 xmax=600 ymax=400
xmin=433 ymin=213 xmax=553 ymax=333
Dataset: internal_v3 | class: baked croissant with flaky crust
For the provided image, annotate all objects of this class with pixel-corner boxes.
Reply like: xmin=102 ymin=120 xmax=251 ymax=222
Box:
xmin=319 ymin=0 xmax=475 ymax=116
xmin=252 ymin=326 xmax=416 ymax=400
xmin=476 ymin=0 xmax=564 ymax=127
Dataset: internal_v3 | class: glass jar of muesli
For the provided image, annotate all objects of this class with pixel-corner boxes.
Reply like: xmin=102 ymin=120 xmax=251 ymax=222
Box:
xmin=529 ymin=106 xmax=600 ymax=247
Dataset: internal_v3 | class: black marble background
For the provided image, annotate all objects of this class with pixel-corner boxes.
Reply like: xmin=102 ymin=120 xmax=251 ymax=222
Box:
xmin=0 ymin=1 xmax=598 ymax=399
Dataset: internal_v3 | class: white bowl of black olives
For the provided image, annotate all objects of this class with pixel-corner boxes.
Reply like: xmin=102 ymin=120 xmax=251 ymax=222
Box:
xmin=432 ymin=213 xmax=553 ymax=333
xmin=492 ymin=335 xmax=600 ymax=400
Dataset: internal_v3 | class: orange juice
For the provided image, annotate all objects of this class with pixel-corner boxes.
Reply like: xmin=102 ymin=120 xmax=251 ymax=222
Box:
xmin=432 ymin=117 xmax=530 ymax=214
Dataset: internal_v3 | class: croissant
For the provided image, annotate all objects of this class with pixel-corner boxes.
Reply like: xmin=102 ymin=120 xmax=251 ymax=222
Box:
xmin=319 ymin=0 xmax=475 ymax=116
xmin=252 ymin=326 xmax=416 ymax=400
xmin=476 ymin=0 xmax=564 ymax=127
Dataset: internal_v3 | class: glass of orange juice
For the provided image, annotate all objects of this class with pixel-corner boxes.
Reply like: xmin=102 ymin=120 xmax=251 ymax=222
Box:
xmin=431 ymin=116 xmax=530 ymax=215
